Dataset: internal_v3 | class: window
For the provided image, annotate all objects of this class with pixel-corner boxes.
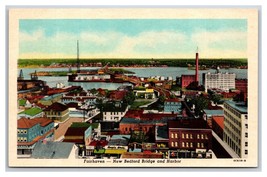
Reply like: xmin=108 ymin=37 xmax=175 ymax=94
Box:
xmin=186 ymin=134 xmax=189 ymax=139
xmin=175 ymin=133 xmax=178 ymax=139
xmin=182 ymin=133 xmax=185 ymax=139
xmin=171 ymin=142 xmax=174 ymax=147
xmin=197 ymin=143 xmax=200 ymax=148
xmin=205 ymin=134 xmax=208 ymax=139
xmin=175 ymin=142 xmax=178 ymax=147
xmin=125 ymin=127 xmax=128 ymax=132
xmin=245 ymin=142 xmax=248 ymax=147
xmin=197 ymin=134 xmax=200 ymax=139
xmin=23 ymin=130 xmax=27 ymax=134
xmin=245 ymin=150 xmax=248 ymax=155
xmin=17 ymin=130 xmax=20 ymax=134
xmin=182 ymin=142 xmax=185 ymax=147
xmin=245 ymin=124 xmax=248 ymax=129
xmin=190 ymin=142 xmax=193 ymax=148
xmin=186 ymin=142 xmax=189 ymax=147
xmin=171 ymin=133 xmax=174 ymax=138
xmin=201 ymin=143 xmax=204 ymax=148
xmin=190 ymin=134 xmax=193 ymax=139
xmin=24 ymin=137 xmax=27 ymax=142
xmin=201 ymin=134 xmax=204 ymax=139
xmin=245 ymin=133 xmax=248 ymax=138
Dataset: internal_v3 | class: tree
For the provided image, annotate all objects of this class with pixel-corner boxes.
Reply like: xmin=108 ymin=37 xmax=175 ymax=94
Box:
xmin=210 ymin=93 xmax=223 ymax=105
xmin=189 ymin=95 xmax=209 ymax=116
xmin=123 ymin=91 xmax=135 ymax=105
xmin=159 ymin=95 xmax=166 ymax=103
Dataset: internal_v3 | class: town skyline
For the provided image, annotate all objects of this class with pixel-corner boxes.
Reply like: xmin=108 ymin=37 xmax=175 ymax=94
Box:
xmin=19 ymin=19 xmax=247 ymax=59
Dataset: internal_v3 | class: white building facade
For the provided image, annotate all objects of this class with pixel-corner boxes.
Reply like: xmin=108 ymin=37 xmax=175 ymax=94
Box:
xmin=203 ymin=72 xmax=236 ymax=92
xmin=223 ymin=100 xmax=248 ymax=158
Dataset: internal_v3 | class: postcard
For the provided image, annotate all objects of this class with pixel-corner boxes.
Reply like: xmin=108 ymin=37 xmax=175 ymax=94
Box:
xmin=8 ymin=8 xmax=258 ymax=167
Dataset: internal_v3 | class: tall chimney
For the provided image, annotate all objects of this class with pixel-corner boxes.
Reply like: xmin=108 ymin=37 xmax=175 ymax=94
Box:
xmin=77 ymin=40 xmax=80 ymax=73
xmin=195 ymin=47 xmax=199 ymax=85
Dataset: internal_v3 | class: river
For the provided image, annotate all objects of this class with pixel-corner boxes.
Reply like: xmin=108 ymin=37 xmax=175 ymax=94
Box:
xmin=18 ymin=67 xmax=247 ymax=90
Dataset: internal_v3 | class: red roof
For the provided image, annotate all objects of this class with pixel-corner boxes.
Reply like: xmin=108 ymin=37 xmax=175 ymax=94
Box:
xmin=89 ymin=140 xmax=108 ymax=147
xmin=165 ymin=98 xmax=181 ymax=102
xmin=124 ymin=110 xmax=144 ymax=118
xmin=44 ymin=102 xmax=68 ymax=112
xmin=212 ymin=116 xmax=224 ymax=129
xmin=18 ymin=117 xmax=53 ymax=129
xmin=108 ymin=90 xmax=127 ymax=101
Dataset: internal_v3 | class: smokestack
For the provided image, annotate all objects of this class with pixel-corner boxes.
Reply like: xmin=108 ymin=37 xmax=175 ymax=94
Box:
xmin=195 ymin=47 xmax=199 ymax=85
xmin=77 ymin=40 xmax=80 ymax=73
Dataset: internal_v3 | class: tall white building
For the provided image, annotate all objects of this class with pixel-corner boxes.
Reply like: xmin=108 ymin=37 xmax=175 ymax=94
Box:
xmin=223 ymin=100 xmax=248 ymax=158
xmin=202 ymin=70 xmax=236 ymax=92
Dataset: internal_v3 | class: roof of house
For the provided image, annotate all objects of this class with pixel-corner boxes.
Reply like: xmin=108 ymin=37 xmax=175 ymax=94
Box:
xmin=107 ymin=135 xmax=131 ymax=146
xmin=18 ymin=107 xmax=42 ymax=116
xmin=19 ymin=99 xmax=27 ymax=106
xmin=31 ymin=141 xmax=75 ymax=159
xmin=102 ymin=103 xmax=128 ymax=112
xmin=124 ymin=110 xmax=144 ymax=118
xmin=70 ymin=122 xmax=99 ymax=129
xmin=165 ymin=98 xmax=181 ymax=103
xmin=64 ymin=127 xmax=88 ymax=137
xmin=44 ymin=102 xmax=68 ymax=112
xmin=212 ymin=116 xmax=224 ymax=129
xmin=41 ymin=93 xmax=62 ymax=101
xmin=66 ymin=102 xmax=79 ymax=108
xmin=18 ymin=117 xmax=53 ymax=129
xmin=108 ymin=90 xmax=127 ymax=101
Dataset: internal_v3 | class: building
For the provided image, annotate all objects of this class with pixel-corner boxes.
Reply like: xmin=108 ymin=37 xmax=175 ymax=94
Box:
xmin=223 ymin=100 xmax=248 ymax=158
xmin=17 ymin=107 xmax=43 ymax=119
xmin=31 ymin=141 xmax=77 ymax=159
xmin=104 ymin=135 xmax=131 ymax=158
xmin=181 ymin=75 xmax=195 ymax=88
xmin=202 ymin=71 xmax=236 ymax=92
xmin=43 ymin=102 xmax=69 ymax=122
xmin=134 ymin=88 xmax=155 ymax=99
xmin=203 ymin=109 xmax=224 ymax=128
xmin=39 ymin=93 xmax=63 ymax=106
xmin=212 ymin=116 xmax=224 ymax=140
xmin=168 ymin=119 xmax=212 ymax=158
xmin=102 ymin=103 xmax=129 ymax=122
xmin=164 ymin=98 xmax=182 ymax=113
xmin=235 ymin=79 xmax=248 ymax=93
xmin=17 ymin=117 xmax=54 ymax=156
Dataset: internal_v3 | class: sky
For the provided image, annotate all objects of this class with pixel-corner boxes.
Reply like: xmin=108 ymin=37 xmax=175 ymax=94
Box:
xmin=19 ymin=19 xmax=247 ymax=59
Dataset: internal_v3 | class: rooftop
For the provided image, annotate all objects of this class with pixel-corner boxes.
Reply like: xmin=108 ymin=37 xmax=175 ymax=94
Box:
xmin=44 ymin=102 xmax=68 ymax=112
xmin=102 ymin=103 xmax=128 ymax=112
xmin=64 ymin=127 xmax=88 ymax=137
xmin=31 ymin=141 xmax=75 ymax=159
xmin=204 ymin=109 xmax=224 ymax=117
xmin=70 ymin=122 xmax=99 ymax=129
xmin=18 ymin=117 xmax=53 ymax=129
xmin=19 ymin=99 xmax=27 ymax=106
xmin=18 ymin=107 xmax=42 ymax=116
xmin=224 ymin=100 xmax=247 ymax=114
xmin=165 ymin=98 xmax=181 ymax=103
xmin=41 ymin=93 xmax=62 ymax=101
xmin=212 ymin=116 xmax=224 ymax=129
xmin=168 ymin=119 xmax=210 ymax=129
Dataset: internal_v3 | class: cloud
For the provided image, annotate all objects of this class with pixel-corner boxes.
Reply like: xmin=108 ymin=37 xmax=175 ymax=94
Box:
xmin=19 ymin=28 xmax=247 ymax=59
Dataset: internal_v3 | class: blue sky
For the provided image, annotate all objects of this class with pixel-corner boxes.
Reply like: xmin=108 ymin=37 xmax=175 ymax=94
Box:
xmin=19 ymin=19 xmax=247 ymax=59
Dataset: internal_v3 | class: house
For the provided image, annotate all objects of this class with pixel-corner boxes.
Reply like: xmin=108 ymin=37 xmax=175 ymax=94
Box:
xmin=203 ymin=109 xmax=224 ymax=128
xmin=18 ymin=98 xmax=32 ymax=109
xmin=43 ymin=102 xmax=69 ymax=122
xmin=63 ymin=122 xmax=101 ymax=156
xmin=164 ymin=98 xmax=182 ymax=113
xmin=39 ymin=93 xmax=63 ymax=106
xmin=104 ymin=135 xmax=131 ymax=158
xmin=17 ymin=117 xmax=54 ymax=156
xmin=168 ymin=119 xmax=212 ymax=158
xmin=17 ymin=107 xmax=43 ymax=119
xmin=31 ymin=141 xmax=77 ymax=159
xmin=102 ymin=103 xmax=129 ymax=122
xmin=134 ymin=88 xmax=155 ymax=99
